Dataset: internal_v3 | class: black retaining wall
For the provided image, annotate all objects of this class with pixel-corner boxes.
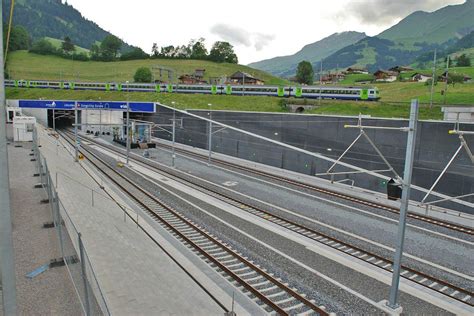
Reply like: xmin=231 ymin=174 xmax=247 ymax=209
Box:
xmin=133 ymin=106 xmax=474 ymax=213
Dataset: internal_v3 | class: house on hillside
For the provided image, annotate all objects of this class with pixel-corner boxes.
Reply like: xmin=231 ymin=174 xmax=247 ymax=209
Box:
xmin=411 ymin=73 xmax=433 ymax=83
xmin=321 ymin=73 xmax=346 ymax=83
xmin=374 ymin=70 xmax=398 ymax=82
xmin=194 ymin=69 xmax=206 ymax=80
xmin=439 ymin=71 xmax=473 ymax=83
xmin=178 ymin=69 xmax=208 ymax=84
xmin=229 ymin=71 xmax=264 ymax=85
xmin=345 ymin=67 xmax=369 ymax=74
xmin=389 ymin=66 xmax=414 ymax=73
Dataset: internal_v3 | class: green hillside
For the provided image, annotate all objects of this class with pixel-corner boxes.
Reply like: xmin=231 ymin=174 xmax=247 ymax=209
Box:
xmin=44 ymin=37 xmax=90 ymax=54
xmin=6 ymin=51 xmax=288 ymax=85
xmin=248 ymin=32 xmax=366 ymax=77
xmin=378 ymin=0 xmax=474 ymax=46
xmin=2 ymin=0 xmax=132 ymax=51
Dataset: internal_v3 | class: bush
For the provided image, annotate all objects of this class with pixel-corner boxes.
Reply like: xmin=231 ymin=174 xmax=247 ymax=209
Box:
xmin=134 ymin=67 xmax=152 ymax=83
xmin=72 ymin=52 xmax=89 ymax=61
xmin=120 ymin=47 xmax=149 ymax=61
xmin=29 ymin=39 xmax=57 ymax=55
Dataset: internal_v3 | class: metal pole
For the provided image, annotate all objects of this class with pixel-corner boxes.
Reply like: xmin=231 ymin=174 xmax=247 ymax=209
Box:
xmin=74 ymin=101 xmax=78 ymax=162
xmin=429 ymin=49 xmax=437 ymax=109
xmin=171 ymin=102 xmax=176 ymax=168
xmin=208 ymin=103 xmax=212 ymax=165
xmin=0 ymin=0 xmax=18 ymax=312
xmin=387 ymin=99 xmax=419 ymax=310
xmin=126 ymin=101 xmax=130 ymax=165
xmin=52 ymin=109 xmax=56 ymax=131
xmin=443 ymin=55 xmax=449 ymax=105
xmin=78 ymin=233 xmax=91 ymax=316
xmin=99 ymin=109 xmax=102 ymax=134
xmin=319 ymin=60 xmax=323 ymax=106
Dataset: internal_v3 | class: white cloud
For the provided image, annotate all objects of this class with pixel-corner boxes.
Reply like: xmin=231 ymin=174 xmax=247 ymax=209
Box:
xmin=210 ymin=24 xmax=275 ymax=51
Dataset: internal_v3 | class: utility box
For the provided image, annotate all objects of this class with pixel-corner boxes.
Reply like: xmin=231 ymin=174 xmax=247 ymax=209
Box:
xmin=13 ymin=116 xmax=36 ymax=142
xmin=6 ymin=107 xmax=22 ymax=123
xmin=387 ymin=178 xmax=402 ymax=200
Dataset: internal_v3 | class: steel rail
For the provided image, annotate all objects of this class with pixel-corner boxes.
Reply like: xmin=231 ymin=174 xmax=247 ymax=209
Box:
xmin=152 ymin=141 xmax=474 ymax=236
xmin=71 ymin=131 xmax=474 ymax=307
xmin=61 ymin=131 xmax=328 ymax=316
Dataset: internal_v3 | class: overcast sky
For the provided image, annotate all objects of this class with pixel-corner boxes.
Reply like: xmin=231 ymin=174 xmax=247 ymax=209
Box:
xmin=65 ymin=0 xmax=465 ymax=64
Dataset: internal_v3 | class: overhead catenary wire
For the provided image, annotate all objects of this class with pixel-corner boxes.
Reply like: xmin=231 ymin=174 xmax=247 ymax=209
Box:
xmin=4 ymin=0 xmax=15 ymax=67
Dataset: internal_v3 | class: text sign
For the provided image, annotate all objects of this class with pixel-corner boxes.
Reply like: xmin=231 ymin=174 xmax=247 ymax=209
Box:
xmin=18 ymin=100 xmax=155 ymax=113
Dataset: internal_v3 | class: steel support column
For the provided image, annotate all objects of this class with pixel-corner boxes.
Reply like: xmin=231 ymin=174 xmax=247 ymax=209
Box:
xmin=387 ymin=99 xmax=419 ymax=310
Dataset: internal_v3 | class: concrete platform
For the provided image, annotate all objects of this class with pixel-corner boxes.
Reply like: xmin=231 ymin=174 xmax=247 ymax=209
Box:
xmin=8 ymin=141 xmax=82 ymax=315
xmin=35 ymin=125 xmax=248 ymax=315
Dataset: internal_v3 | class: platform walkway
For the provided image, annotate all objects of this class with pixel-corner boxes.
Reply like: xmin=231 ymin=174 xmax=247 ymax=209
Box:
xmin=35 ymin=125 xmax=242 ymax=315
xmin=8 ymin=141 xmax=82 ymax=315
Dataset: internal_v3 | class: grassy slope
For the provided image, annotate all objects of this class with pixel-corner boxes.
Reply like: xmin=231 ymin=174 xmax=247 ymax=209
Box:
xmin=5 ymin=52 xmax=474 ymax=120
xmin=6 ymin=51 xmax=288 ymax=85
xmin=45 ymin=37 xmax=90 ymax=54
xmin=8 ymin=81 xmax=473 ymax=120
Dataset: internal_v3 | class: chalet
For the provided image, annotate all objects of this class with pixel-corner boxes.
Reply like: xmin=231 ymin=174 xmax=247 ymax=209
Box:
xmin=373 ymin=70 xmax=398 ymax=82
xmin=194 ymin=69 xmax=206 ymax=80
xmin=411 ymin=73 xmax=432 ymax=83
xmin=321 ymin=73 xmax=346 ymax=83
xmin=229 ymin=71 xmax=264 ymax=85
xmin=345 ymin=67 xmax=369 ymax=74
xmin=178 ymin=74 xmax=207 ymax=84
xmin=439 ymin=71 xmax=472 ymax=83
xmin=178 ymin=69 xmax=208 ymax=84
xmin=389 ymin=66 xmax=414 ymax=73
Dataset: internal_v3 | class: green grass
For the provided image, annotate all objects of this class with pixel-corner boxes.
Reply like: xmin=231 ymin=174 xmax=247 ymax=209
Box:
xmin=5 ymin=87 xmax=286 ymax=113
xmin=6 ymin=51 xmax=289 ymax=85
xmin=340 ymin=74 xmax=375 ymax=84
xmin=44 ymin=37 xmax=90 ymax=54
xmin=306 ymin=101 xmax=443 ymax=120
xmin=6 ymin=87 xmax=449 ymax=120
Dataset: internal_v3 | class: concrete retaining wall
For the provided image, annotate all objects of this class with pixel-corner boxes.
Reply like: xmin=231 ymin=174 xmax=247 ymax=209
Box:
xmin=133 ymin=106 xmax=474 ymax=212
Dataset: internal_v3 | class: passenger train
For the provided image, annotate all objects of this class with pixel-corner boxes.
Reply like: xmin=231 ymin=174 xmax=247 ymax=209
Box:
xmin=5 ymin=79 xmax=380 ymax=101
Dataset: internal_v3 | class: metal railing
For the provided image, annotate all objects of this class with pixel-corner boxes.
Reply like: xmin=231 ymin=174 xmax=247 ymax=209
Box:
xmin=32 ymin=128 xmax=110 ymax=316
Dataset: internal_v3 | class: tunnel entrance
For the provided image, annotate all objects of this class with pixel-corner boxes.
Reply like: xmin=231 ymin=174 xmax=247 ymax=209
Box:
xmin=47 ymin=110 xmax=79 ymax=129
xmin=295 ymin=107 xmax=305 ymax=113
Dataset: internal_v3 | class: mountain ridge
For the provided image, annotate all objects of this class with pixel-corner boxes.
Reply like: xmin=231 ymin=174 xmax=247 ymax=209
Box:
xmin=248 ymin=31 xmax=366 ymax=77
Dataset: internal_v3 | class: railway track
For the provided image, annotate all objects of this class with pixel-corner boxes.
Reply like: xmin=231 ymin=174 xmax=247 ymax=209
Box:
xmin=60 ymin=131 xmax=329 ymax=315
xmin=69 ymin=132 xmax=474 ymax=308
xmin=152 ymin=141 xmax=474 ymax=236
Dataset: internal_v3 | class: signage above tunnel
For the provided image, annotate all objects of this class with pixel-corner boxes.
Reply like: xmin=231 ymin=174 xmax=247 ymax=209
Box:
xmin=18 ymin=100 xmax=156 ymax=113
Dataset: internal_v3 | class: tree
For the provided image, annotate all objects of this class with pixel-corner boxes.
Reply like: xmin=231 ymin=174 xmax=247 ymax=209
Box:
xmin=100 ymin=35 xmax=122 ymax=61
xmin=296 ymin=61 xmax=314 ymax=85
xmin=209 ymin=41 xmax=238 ymax=63
xmin=8 ymin=25 xmax=30 ymax=51
xmin=61 ymin=36 xmax=75 ymax=54
xmin=456 ymin=54 xmax=471 ymax=67
xmin=446 ymin=73 xmax=464 ymax=86
xmin=189 ymin=38 xmax=208 ymax=60
xmin=90 ymin=43 xmax=101 ymax=60
xmin=29 ymin=39 xmax=57 ymax=55
xmin=134 ymin=67 xmax=152 ymax=83
xmin=160 ymin=45 xmax=176 ymax=58
xmin=120 ymin=47 xmax=149 ymax=61
xmin=151 ymin=43 xmax=159 ymax=58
